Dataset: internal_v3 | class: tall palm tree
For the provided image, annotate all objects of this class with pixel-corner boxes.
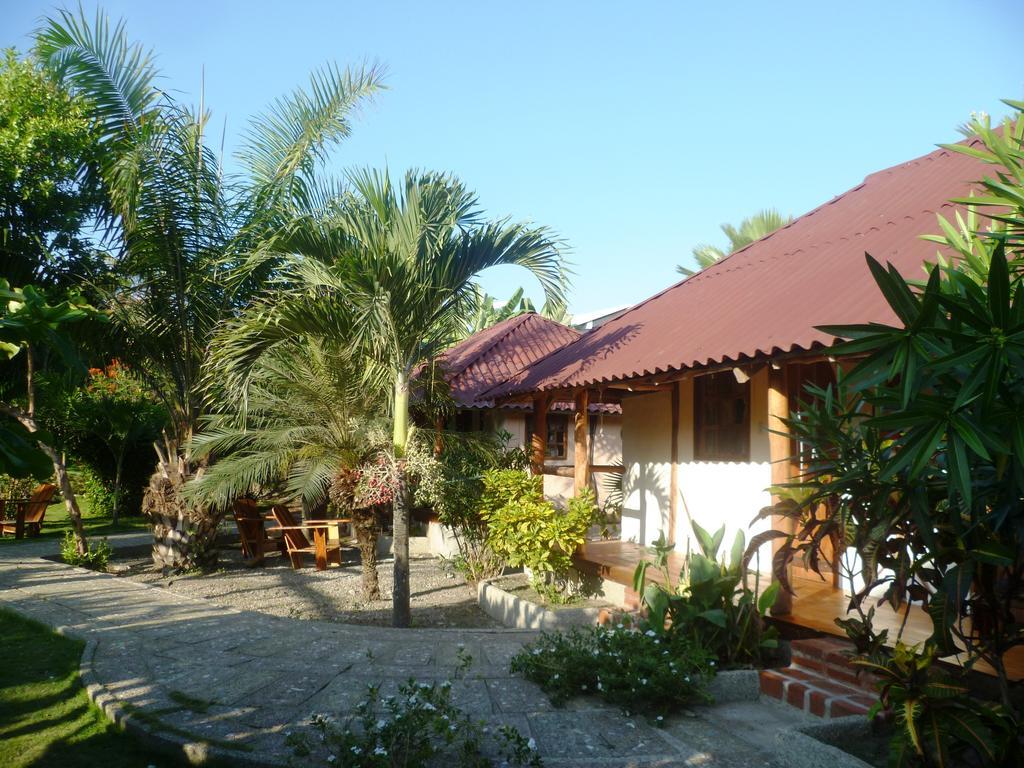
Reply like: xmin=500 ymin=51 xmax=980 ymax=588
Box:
xmin=35 ymin=8 xmax=384 ymax=569
xmin=212 ymin=169 xmax=568 ymax=626
xmin=677 ymin=208 xmax=793 ymax=276
xmin=189 ymin=339 xmax=391 ymax=599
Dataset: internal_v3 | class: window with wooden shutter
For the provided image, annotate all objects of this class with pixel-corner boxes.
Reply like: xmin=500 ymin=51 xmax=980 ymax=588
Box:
xmin=694 ymin=371 xmax=750 ymax=461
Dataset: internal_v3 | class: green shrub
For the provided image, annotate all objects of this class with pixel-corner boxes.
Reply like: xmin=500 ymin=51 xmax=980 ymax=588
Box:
xmin=510 ymin=624 xmax=713 ymax=718
xmin=634 ymin=521 xmax=778 ymax=668
xmin=481 ymin=470 xmax=597 ymax=597
xmin=60 ymin=531 xmax=111 ymax=571
xmin=856 ymin=642 xmax=1020 ymax=767
xmin=0 ymin=473 xmax=38 ymax=499
xmin=296 ymin=678 xmax=542 ymax=767
xmin=413 ymin=430 xmax=526 ymax=582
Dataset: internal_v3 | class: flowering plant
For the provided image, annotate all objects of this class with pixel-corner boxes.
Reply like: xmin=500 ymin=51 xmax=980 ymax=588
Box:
xmin=294 ymin=678 xmax=542 ymax=767
xmin=510 ymin=623 xmax=712 ymax=718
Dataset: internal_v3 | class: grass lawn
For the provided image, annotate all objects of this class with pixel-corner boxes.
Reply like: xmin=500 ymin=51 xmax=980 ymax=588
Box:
xmin=0 ymin=495 xmax=149 ymax=547
xmin=0 ymin=608 xmax=198 ymax=768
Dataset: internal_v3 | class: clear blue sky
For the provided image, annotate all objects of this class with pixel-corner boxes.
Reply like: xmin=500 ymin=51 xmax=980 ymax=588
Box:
xmin=5 ymin=1 xmax=1022 ymax=315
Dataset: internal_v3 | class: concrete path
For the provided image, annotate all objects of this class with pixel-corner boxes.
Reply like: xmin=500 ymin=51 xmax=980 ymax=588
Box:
xmin=0 ymin=535 xmax=804 ymax=767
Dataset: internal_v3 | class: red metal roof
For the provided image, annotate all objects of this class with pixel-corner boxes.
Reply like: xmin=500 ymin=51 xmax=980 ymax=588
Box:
xmin=487 ymin=139 xmax=994 ymax=398
xmin=436 ymin=313 xmax=581 ymax=408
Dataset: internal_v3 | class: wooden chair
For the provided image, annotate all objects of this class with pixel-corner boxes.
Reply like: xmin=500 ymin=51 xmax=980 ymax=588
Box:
xmin=0 ymin=483 xmax=57 ymax=539
xmin=232 ymin=498 xmax=286 ymax=564
xmin=269 ymin=505 xmax=342 ymax=570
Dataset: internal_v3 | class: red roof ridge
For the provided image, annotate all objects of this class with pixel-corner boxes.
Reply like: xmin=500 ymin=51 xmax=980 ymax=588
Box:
xmin=440 ymin=312 xmax=537 ymax=381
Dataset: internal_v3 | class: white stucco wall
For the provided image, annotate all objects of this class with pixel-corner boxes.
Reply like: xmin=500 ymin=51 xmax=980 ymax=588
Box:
xmin=621 ymin=370 xmax=774 ymax=570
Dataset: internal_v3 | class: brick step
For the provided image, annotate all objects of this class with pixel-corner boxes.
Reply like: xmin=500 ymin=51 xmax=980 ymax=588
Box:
xmin=789 ymin=637 xmax=880 ymax=691
xmin=760 ymin=666 xmax=876 ymax=719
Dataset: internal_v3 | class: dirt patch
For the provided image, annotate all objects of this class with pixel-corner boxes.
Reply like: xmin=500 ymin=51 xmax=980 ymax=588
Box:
xmin=110 ymin=545 xmax=500 ymax=629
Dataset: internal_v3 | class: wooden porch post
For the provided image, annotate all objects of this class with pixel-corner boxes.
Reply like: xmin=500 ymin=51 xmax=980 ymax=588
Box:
xmin=768 ymin=365 xmax=794 ymax=615
xmin=530 ymin=394 xmax=549 ymax=476
xmin=574 ymin=389 xmax=590 ymax=495
xmin=668 ymin=381 xmax=680 ymax=546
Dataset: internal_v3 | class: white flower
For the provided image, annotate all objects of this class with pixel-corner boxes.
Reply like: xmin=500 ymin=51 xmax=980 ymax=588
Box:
xmin=327 ymin=756 xmax=336 ymax=764
xmin=596 ymin=681 xmax=603 ymax=691
xmin=440 ymin=680 xmax=452 ymax=689
xmin=376 ymin=719 xmax=387 ymax=729
xmin=656 ymin=715 xmax=664 ymax=722
xmin=710 ymin=661 xmax=716 ymax=667
xmin=553 ymin=674 xmax=559 ymax=680
xmin=645 ymin=630 xmax=656 ymax=637
xmin=528 ymin=738 xmax=537 ymax=751
xmin=423 ymin=702 xmax=436 ymax=711
xmin=350 ymin=746 xmax=361 ymax=755
xmin=641 ymin=678 xmax=648 ymax=685
xmin=373 ymin=746 xmax=387 ymax=756
xmin=616 ymin=623 xmax=624 ymax=629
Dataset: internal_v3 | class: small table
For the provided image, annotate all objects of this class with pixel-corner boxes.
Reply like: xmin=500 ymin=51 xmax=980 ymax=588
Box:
xmin=302 ymin=518 xmax=353 ymax=570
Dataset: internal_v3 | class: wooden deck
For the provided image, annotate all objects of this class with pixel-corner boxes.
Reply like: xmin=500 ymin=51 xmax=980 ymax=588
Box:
xmin=576 ymin=539 xmax=1024 ymax=680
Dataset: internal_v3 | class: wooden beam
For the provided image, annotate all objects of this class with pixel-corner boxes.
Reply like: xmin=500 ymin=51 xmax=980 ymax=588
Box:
xmin=591 ymin=464 xmax=624 ymax=474
xmin=668 ymin=381 xmax=680 ymax=546
xmin=530 ymin=395 xmax=549 ymax=476
xmin=768 ymin=365 xmax=794 ymax=615
xmin=574 ymin=390 xmax=590 ymax=495
xmin=543 ymin=465 xmax=574 ymax=477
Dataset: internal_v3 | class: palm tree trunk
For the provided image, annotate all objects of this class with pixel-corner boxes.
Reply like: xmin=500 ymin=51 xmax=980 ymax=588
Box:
xmin=353 ymin=506 xmax=380 ymax=601
xmin=145 ymin=435 xmax=221 ymax=572
xmin=392 ymin=372 xmax=411 ymax=627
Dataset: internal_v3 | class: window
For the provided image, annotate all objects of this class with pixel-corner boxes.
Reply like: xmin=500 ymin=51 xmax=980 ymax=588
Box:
xmin=545 ymin=414 xmax=569 ymax=460
xmin=694 ymin=371 xmax=750 ymax=461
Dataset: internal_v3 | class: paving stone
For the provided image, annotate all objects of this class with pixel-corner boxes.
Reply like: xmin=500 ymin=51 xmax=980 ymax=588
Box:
xmin=527 ymin=710 xmax=680 ymax=760
xmin=0 ymin=535 xmax=794 ymax=767
xmin=486 ymin=677 xmax=555 ymax=713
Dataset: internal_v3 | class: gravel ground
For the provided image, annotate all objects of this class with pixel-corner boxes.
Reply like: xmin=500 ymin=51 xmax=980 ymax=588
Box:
xmin=110 ymin=545 xmax=500 ymax=629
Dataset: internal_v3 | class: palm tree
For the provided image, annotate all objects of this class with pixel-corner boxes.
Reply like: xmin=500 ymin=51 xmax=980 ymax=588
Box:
xmin=677 ymin=208 xmax=793 ymax=276
xmin=189 ymin=339 xmax=391 ymax=599
xmin=35 ymin=8 xmax=384 ymax=569
xmin=212 ymin=169 xmax=567 ymax=626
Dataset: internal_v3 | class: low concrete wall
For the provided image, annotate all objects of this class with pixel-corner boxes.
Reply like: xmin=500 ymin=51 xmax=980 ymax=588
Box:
xmin=774 ymin=717 xmax=879 ymax=768
xmin=478 ymin=579 xmax=604 ymax=630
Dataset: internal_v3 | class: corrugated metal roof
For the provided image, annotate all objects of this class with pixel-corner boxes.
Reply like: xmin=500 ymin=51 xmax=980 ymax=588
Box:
xmin=436 ymin=313 xmax=581 ymax=408
xmin=486 ymin=139 xmax=994 ymax=398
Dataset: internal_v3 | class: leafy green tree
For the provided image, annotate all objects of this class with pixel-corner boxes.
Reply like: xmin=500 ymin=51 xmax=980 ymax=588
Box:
xmin=0 ymin=49 xmax=102 ymax=290
xmin=677 ymin=208 xmax=792 ymax=276
xmin=213 ymin=168 xmax=567 ymax=625
xmin=35 ymin=8 xmax=384 ymax=570
xmin=0 ymin=279 xmax=96 ymax=553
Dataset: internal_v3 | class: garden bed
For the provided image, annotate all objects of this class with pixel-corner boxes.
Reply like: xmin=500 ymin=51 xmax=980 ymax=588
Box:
xmin=106 ymin=544 xmax=499 ymax=628
xmin=478 ymin=573 xmax=617 ymax=630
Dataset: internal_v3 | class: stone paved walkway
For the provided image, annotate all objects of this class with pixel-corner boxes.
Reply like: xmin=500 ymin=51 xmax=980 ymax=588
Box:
xmin=0 ymin=535 xmax=806 ymax=766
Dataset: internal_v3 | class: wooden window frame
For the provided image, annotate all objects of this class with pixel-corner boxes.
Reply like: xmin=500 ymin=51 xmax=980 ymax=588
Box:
xmin=694 ymin=371 xmax=751 ymax=462
xmin=545 ymin=413 xmax=569 ymax=460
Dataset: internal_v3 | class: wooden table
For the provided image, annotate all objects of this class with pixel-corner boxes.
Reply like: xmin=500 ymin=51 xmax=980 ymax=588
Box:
xmin=302 ymin=518 xmax=352 ymax=571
